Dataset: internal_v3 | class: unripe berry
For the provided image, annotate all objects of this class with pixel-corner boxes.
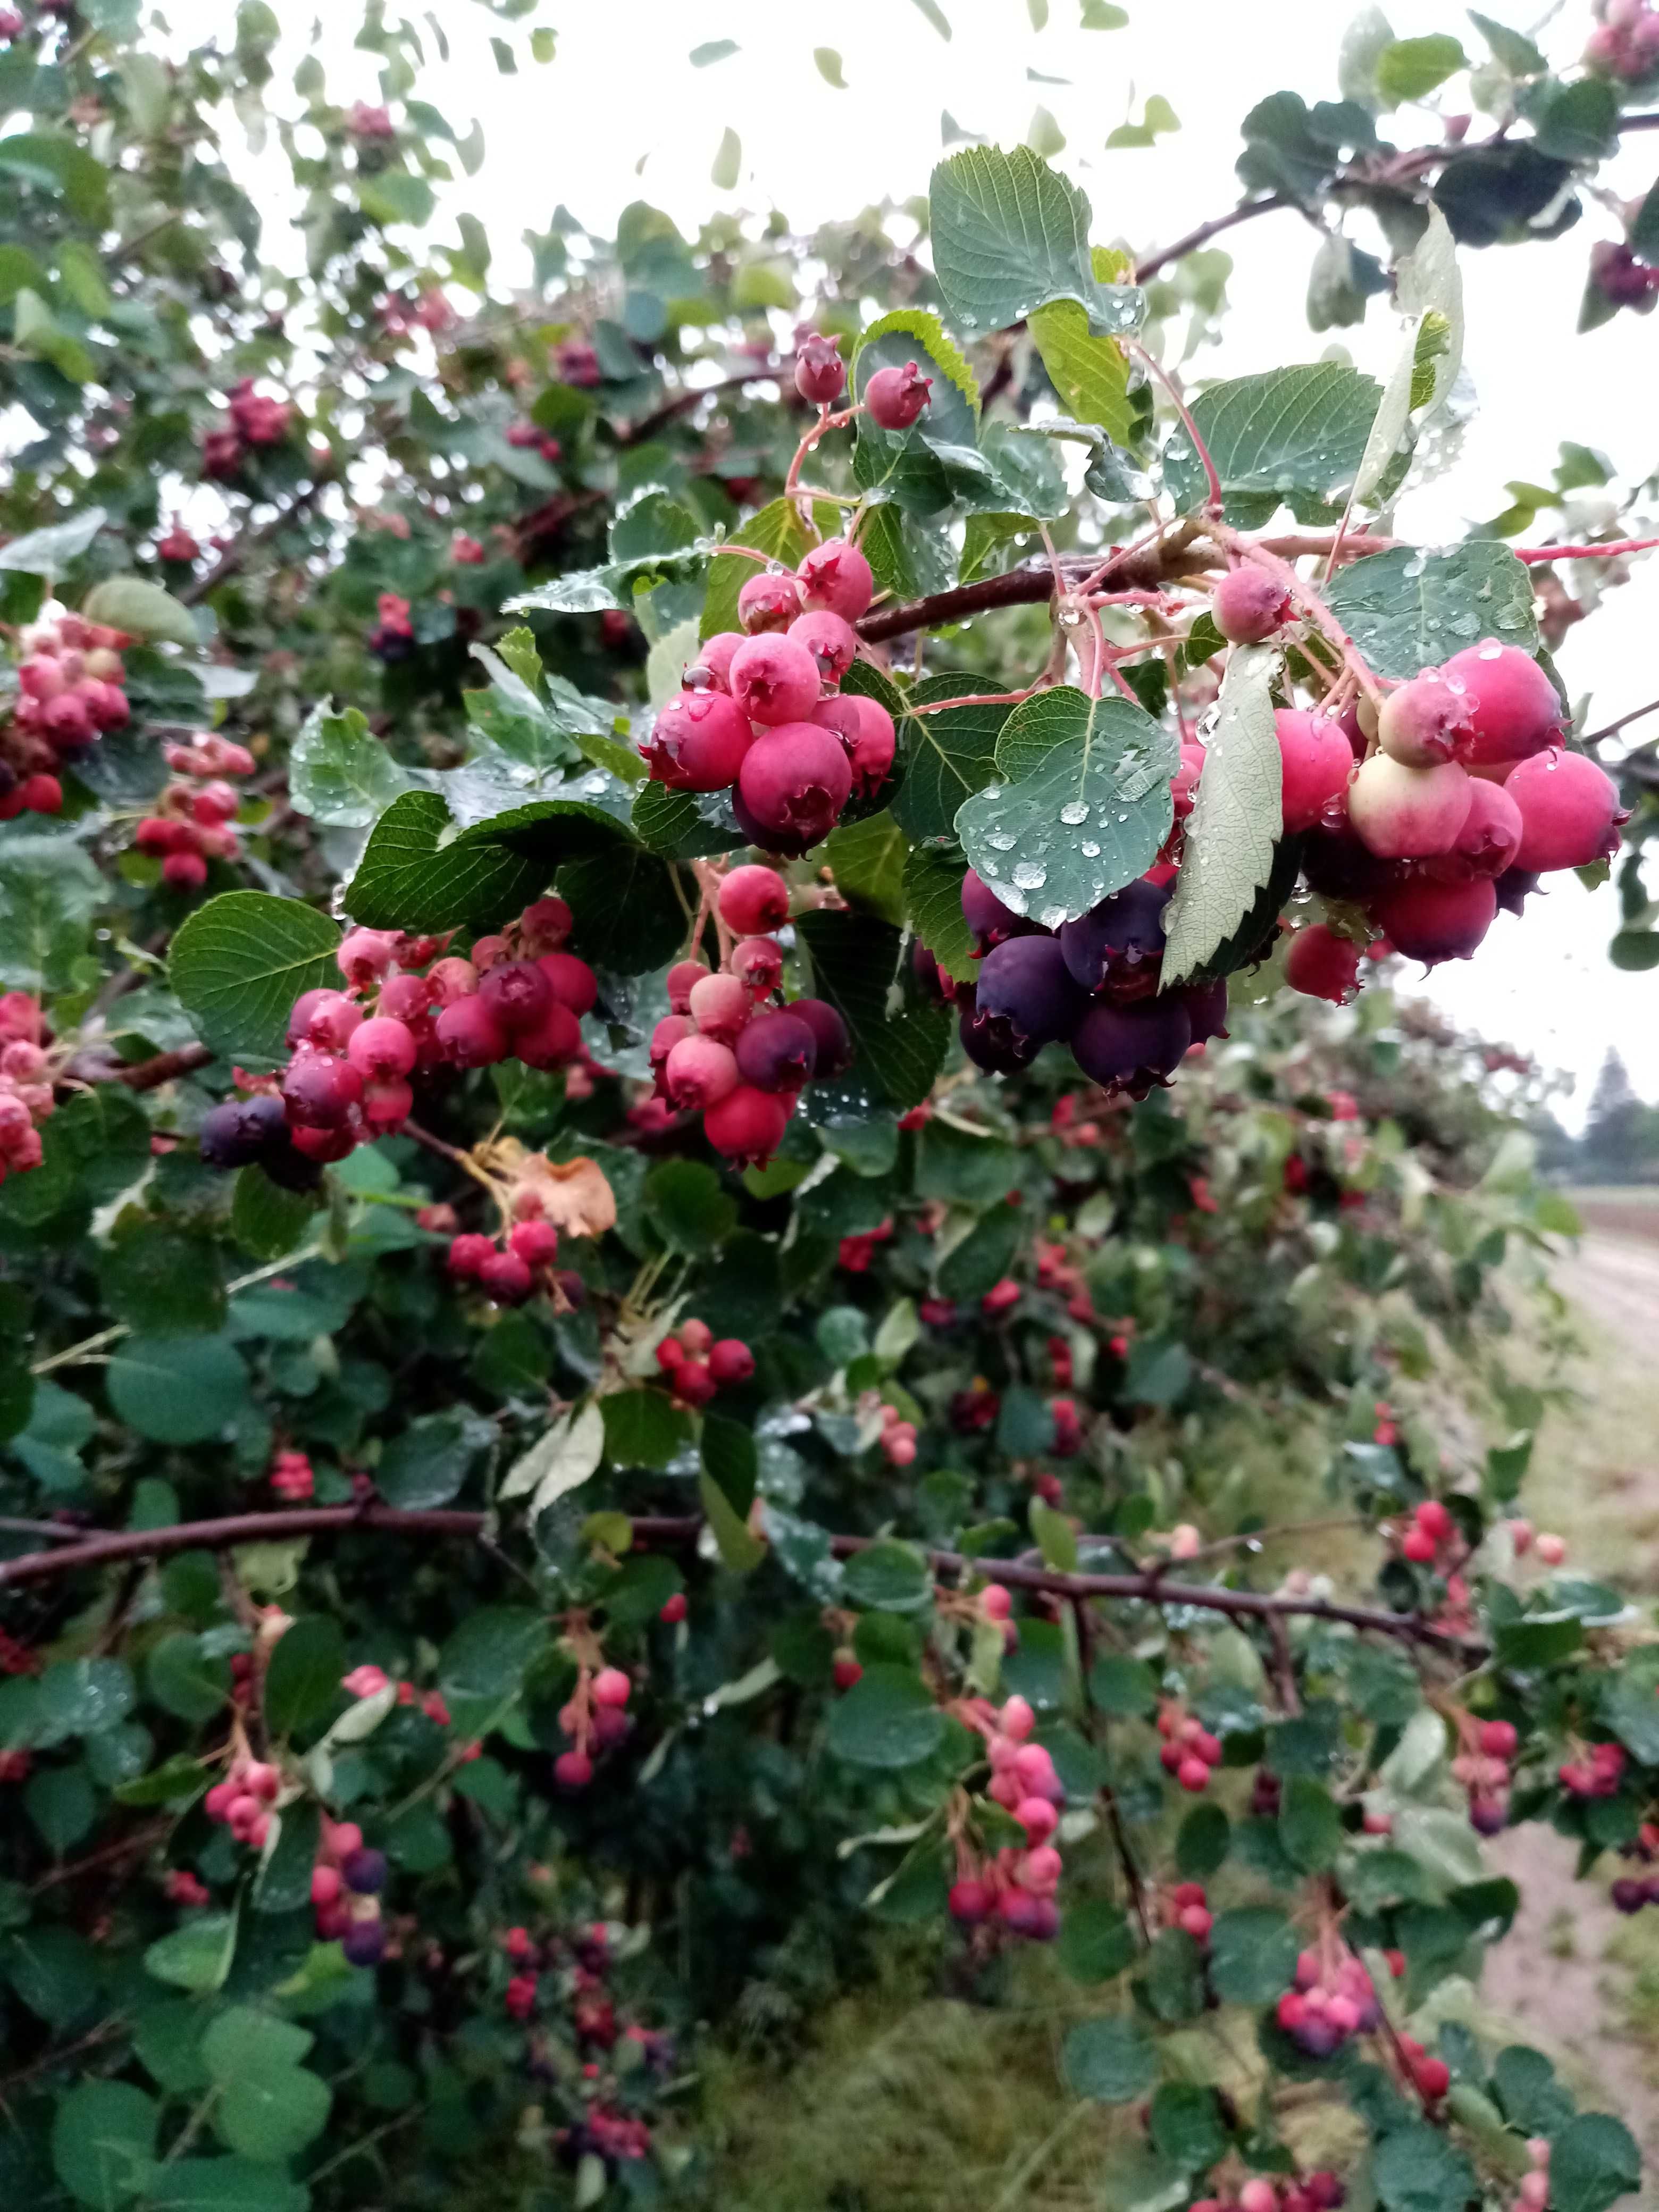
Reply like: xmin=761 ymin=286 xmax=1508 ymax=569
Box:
xmin=660 ymin=1591 xmax=688 ymax=1623
xmin=1285 ymin=924 xmax=1361 ymax=1004
xmin=1347 ymin=753 xmax=1472 ymax=858
xmin=666 ymin=960 xmax=710 ymax=1015
xmin=436 ymin=996 xmax=509 ymax=1067
xmin=730 ymin=635 xmax=823 ymax=727
xmin=737 ymin=570 xmax=803 ymax=635
xmin=480 ymin=1251 xmax=534 ymax=1304
xmin=348 ymin=1016 xmax=416 ymax=1079
xmin=645 ymin=689 xmax=753 ymax=791
xmin=948 ymin=1877 xmax=993 ymax=1925
xmin=18 ymin=774 xmax=61 ymax=814
xmin=731 ymin=936 xmax=784 ymax=998
xmin=1366 ymin=875 xmax=1496 ymax=965
xmin=680 ymin=1320 xmax=713 ymax=1355
xmin=864 ymin=360 xmax=932 ymax=430
xmin=555 ymin=1750 xmax=592 ymax=1789
xmin=1378 ymin=670 xmax=1476 ymax=767
xmin=1213 ymin=566 xmax=1292 ymax=644
xmin=738 ymin=722 xmax=852 ymax=844
xmin=1402 ymin=1527 xmax=1438 ymax=1563
xmin=797 ymin=538 xmax=874 ymax=623
xmin=697 ymin=632 xmax=744 ymax=692
xmin=1535 ymin=1531 xmax=1566 ymax=1566
xmin=1276 ymin=709 xmax=1357 ymax=832
xmin=734 ymin=1009 xmax=817 ymax=1092
xmin=1239 ymin=2182 xmax=1279 ymax=2212
xmin=709 ymin=1338 xmax=755 ymax=1384
xmin=1480 ymin=1719 xmax=1518 ymax=1758
xmin=719 ymin=864 xmax=790 ymax=935
xmin=480 ymin=958 xmax=553 ymax=1036
xmin=789 ymin=996 xmax=852 ymax=1077
xmin=520 ymin=895 xmax=574 ymax=951
xmin=534 ymin=952 xmax=597 ymax=1017
xmin=794 ymin=331 xmax=847 ymax=405
xmin=338 ymin=928 xmax=399 ymax=985
xmin=665 ymin=1033 xmax=740 ymax=1110
xmin=1423 ymin=775 xmax=1523 ymax=882
xmin=688 ymin=971 xmax=752 ymax=1044
xmin=650 ymin=1013 xmax=694 ymax=1091
xmin=1416 ymin=1499 xmax=1453 ymax=1540
xmin=1504 ymin=748 xmax=1623 ymax=872
xmin=702 ymin=1083 xmax=790 ymax=1166
xmin=1439 ymin=640 xmax=1563 ymax=770
xmin=789 ymin=609 xmax=859 ymax=684
xmin=426 ymin=957 xmax=479 ymax=1006
xmin=1177 ymin=1756 xmax=1211 ymax=1791
xmin=671 ymin=1358 xmax=717 ymax=1406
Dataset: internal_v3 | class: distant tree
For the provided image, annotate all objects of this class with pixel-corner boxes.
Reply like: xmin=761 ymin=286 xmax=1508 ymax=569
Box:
xmin=1579 ymin=1048 xmax=1659 ymax=1182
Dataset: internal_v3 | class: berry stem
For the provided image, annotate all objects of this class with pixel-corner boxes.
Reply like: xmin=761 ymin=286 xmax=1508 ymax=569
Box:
xmin=1127 ymin=340 xmax=1222 ymax=514
xmin=1514 ymin=536 xmax=1659 ymax=564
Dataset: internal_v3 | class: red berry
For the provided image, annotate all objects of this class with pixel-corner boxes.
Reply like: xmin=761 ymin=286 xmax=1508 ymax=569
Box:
xmin=1378 ymin=670 xmax=1476 ymax=767
xmin=1505 ymin=748 xmax=1623 ymax=873
xmin=666 ymin=960 xmax=710 ymax=1015
xmin=664 ymin=1034 xmax=740 ymax=1110
xmin=812 ymin=693 xmax=895 ymax=795
xmin=282 ymin=1050 xmax=363 ymax=1128
xmin=863 ymin=361 xmax=932 ymax=431
xmin=796 ymin=538 xmax=874 ymax=623
xmin=348 ymin=1016 xmax=416 ymax=1079
xmin=435 ymin=996 xmax=509 ymax=1068
xmin=1177 ymin=1756 xmax=1211 ymax=1791
xmin=18 ymin=774 xmax=61 ymax=814
xmin=1213 ymin=566 xmax=1292 ymax=644
xmin=644 ymin=690 xmax=754 ymax=791
xmin=702 ymin=1084 xmax=789 ymax=1166
xmin=515 ymin=1000 xmax=584 ymax=1071
xmin=1348 ymin=755 xmax=1472 ymax=859
xmin=1402 ymin=1527 xmax=1437 ymax=1563
xmin=794 ymin=331 xmax=847 ymax=406
xmin=1423 ymin=775 xmax=1523 ymax=882
xmin=672 ymin=1358 xmax=717 ymax=1407
xmin=479 ymin=1251 xmax=534 ymax=1304
xmin=1276 ymin=709 xmax=1356 ymax=833
xmin=555 ymin=1750 xmax=593 ymax=1789
xmin=789 ymin=608 xmax=859 ymax=684
xmin=1285 ymin=924 xmax=1361 ymax=1004
xmin=696 ymin=632 xmax=744 ymax=692
xmin=738 ymin=723 xmax=851 ymax=845
xmin=730 ymin=635 xmax=822 ymax=728
xmin=833 ymin=1654 xmax=863 ymax=1690
xmin=1415 ymin=1499 xmax=1453 ymax=1540
xmin=509 ymin=1220 xmax=559 ymax=1267
xmin=592 ymin=1667 xmax=631 ymax=1708
xmin=948 ymin=1876 xmax=993 ymax=1925
xmin=1479 ymin=1719 xmax=1518 ymax=1758
xmin=1440 ymin=641 xmax=1563 ymax=770
xmin=480 ymin=959 xmax=553 ymax=1036
xmin=426 ymin=957 xmax=478 ymax=1006
xmin=708 ymin=1338 xmax=755 ymax=1385
xmin=1365 ymin=875 xmax=1496 ymax=966
xmin=659 ymin=1591 xmax=688 ymax=1623
xmin=162 ymin=851 xmax=210 ymax=889
xmin=716 ymin=868 xmax=789 ymax=947
xmin=736 ymin=571 xmax=804 ymax=635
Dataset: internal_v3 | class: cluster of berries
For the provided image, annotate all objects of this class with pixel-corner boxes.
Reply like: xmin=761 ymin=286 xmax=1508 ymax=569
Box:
xmin=1162 ymin=1879 xmax=1214 ymax=1945
xmin=1394 ymin=2031 xmax=1453 ymax=2105
xmin=1280 ymin=639 xmax=1623 ymax=988
xmin=875 ymin=1398 xmax=918 ymax=1466
xmin=646 ymin=864 xmax=853 ymax=1167
xmin=1397 ymin=1497 xmax=1459 ymax=1568
xmin=451 ymin=530 xmax=487 ymax=565
xmin=379 ymin=288 xmax=458 ymax=340
xmin=447 ymin=1212 xmax=569 ymax=1309
xmin=642 ymin=537 xmax=894 ymax=851
xmin=1506 ymin=2138 xmax=1556 ymax=2212
xmin=1194 ymin=2175 xmax=1345 ymax=2212
xmin=948 ymin=1695 xmax=1068 ymax=1940
xmin=1034 ymin=1238 xmax=1097 ymax=1324
xmin=553 ymin=1665 xmax=633 ymax=1791
xmin=135 ymin=731 xmax=255 ymax=889
xmin=1587 ymin=0 xmax=1659 ymax=77
xmin=0 ymin=993 xmax=52 ymax=1183
xmin=1558 ymin=1739 xmax=1628 ymax=1800
xmin=156 ymin=518 xmax=200 ymax=565
xmin=367 ymin=589 xmax=416 ymax=662
xmin=164 ymin=1868 xmax=211 ymax=1907
xmin=203 ymin=1747 xmax=281 ymax=1852
xmin=554 ymin=339 xmax=601 ymax=387
xmin=1157 ymin=1701 xmax=1226 ymax=1793
xmin=311 ymin=1816 xmax=391 ymax=1967
xmin=346 ymin=100 xmax=396 ymax=139
xmin=508 ymin=417 xmax=564 ymax=466
xmin=654 ymin=1315 xmax=756 ymax=1406
xmin=6 ymin=608 xmax=133 ymax=810
xmin=200 ymin=897 xmax=594 ymax=1180
xmin=203 ymin=378 xmax=294 ymax=479
xmin=270 ymin=1447 xmax=315 ymax=1503
xmin=1510 ymin=1520 xmax=1568 ymax=1568
xmin=955 ymin=865 xmax=1229 ymax=1100
xmin=1451 ymin=1716 xmax=1519 ymax=1836
xmin=1275 ymin=1942 xmax=1383 ymax=2059
xmin=1610 ymin=1826 xmax=1659 ymax=1915
xmin=949 ymin=1377 xmax=1000 ymax=1434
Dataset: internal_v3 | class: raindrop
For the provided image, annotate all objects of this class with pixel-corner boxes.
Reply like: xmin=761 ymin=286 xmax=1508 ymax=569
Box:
xmin=1402 ymin=555 xmax=1426 ymax=580
xmin=1059 ymin=799 xmax=1090 ymax=825
xmin=1038 ymin=904 xmax=1069 ymax=929
xmin=1012 ymin=860 xmax=1047 ymax=890
xmin=1477 ymin=642 xmax=1503 ymax=660
xmin=582 ymin=774 xmax=608 ymax=793
xmin=986 ymin=831 xmax=1016 ymax=851
xmin=1080 ymin=840 xmax=1101 ymax=857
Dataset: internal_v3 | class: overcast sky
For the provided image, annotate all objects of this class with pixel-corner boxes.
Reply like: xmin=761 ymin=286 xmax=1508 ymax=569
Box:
xmin=163 ymin=0 xmax=1659 ymax=1122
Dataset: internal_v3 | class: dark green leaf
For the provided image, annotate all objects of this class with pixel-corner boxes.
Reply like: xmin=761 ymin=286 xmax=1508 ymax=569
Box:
xmin=264 ymin=1615 xmax=346 ymax=1737
xmin=169 ymin=892 xmax=340 ymax=1069
xmin=1062 ymin=2015 xmax=1157 ymax=2100
xmin=1206 ymin=1906 xmax=1300 ymax=2004
xmin=826 ymin=1663 xmax=946 ymax=1769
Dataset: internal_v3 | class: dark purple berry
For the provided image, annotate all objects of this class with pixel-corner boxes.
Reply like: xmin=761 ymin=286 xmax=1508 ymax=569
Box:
xmin=199 ymin=1094 xmax=287 ymax=1169
xmin=341 ymin=1918 xmax=387 ymax=1966
xmin=1069 ymin=995 xmax=1193 ymax=1096
xmin=1180 ymin=978 xmax=1230 ymax=1045
xmin=961 ymin=868 xmax=1038 ymax=957
xmin=972 ymin=936 xmax=1085 ymax=1061
xmin=788 ymin=997 xmax=852 ymax=1078
xmin=342 ymin=1847 xmax=389 ymax=1895
xmin=1057 ymin=878 xmax=1171 ymax=998
xmin=734 ymin=1010 xmax=817 ymax=1093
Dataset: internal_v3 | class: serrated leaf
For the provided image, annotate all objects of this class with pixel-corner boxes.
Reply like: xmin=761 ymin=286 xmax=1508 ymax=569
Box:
xmin=1206 ymin=1905 xmax=1300 ymax=2002
xmin=1372 ymin=2123 xmax=1478 ymax=2212
xmin=1164 ymin=363 xmax=1382 ymax=524
xmin=902 ymin=845 xmax=977 ymax=983
xmin=169 ymin=891 xmax=340 ymax=1067
xmin=891 ymin=676 xmax=1013 ymax=842
xmin=826 ymin=1663 xmax=945 ymax=1768
xmin=345 ymin=788 xmax=624 ymax=933
xmin=955 ymin=686 xmax=1178 ymax=927
xmin=81 ymin=574 xmax=198 ymax=647
xmin=797 ymin=908 xmax=951 ymax=1112
xmin=1323 ymin=541 xmax=1537 ymax=680
xmin=1062 ymin=2016 xmax=1157 ymax=2100
xmin=928 ymin=145 xmax=1143 ymax=337
xmin=1030 ymin=297 xmax=1134 ymax=442
xmin=1162 ymin=643 xmax=1280 ymax=982
xmin=0 ymin=834 xmax=102 ymax=992
xmin=288 ymin=703 xmax=415 ymax=827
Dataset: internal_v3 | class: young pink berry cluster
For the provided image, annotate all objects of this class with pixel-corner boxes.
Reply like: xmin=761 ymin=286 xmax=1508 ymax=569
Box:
xmin=451 ymin=530 xmax=487 ymax=565
xmin=1285 ymin=640 xmax=1625 ymax=984
xmin=1611 ymin=1826 xmax=1659 ymax=1915
xmin=1559 ymin=1739 xmax=1628 ymax=1799
xmin=1157 ymin=1700 xmax=1225 ymax=1792
xmin=1162 ymin=1879 xmax=1214 ymax=1946
xmin=6 ymin=608 xmax=133 ymax=811
xmin=1452 ymin=1717 xmax=1518 ymax=1835
xmin=949 ymin=1695 xmax=1068 ymax=1941
xmin=204 ymin=1749 xmax=281 ymax=1851
xmin=367 ymin=589 xmax=415 ymax=663
xmin=347 ymin=100 xmax=396 ymax=140
xmin=0 ymin=993 xmax=52 ymax=1183
xmin=507 ymin=417 xmax=564 ymax=466
xmin=554 ymin=1665 xmax=633 ymax=1791
xmin=203 ymin=377 xmax=294 ymax=479
xmin=655 ymin=1316 xmax=755 ymax=1406
xmin=0 ymin=11 xmax=23 ymax=40
xmin=270 ymin=1447 xmax=315 ymax=1503
xmin=135 ymin=731 xmax=255 ymax=889
xmin=448 ymin=1210 xmax=566 ymax=1309
xmin=978 ymin=1581 xmax=1017 ymax=1649
xmin=876 ymin=1400 xmax=918 ymax=1465
xmin=165 ymin=1867 xmax=211 ymax=1907
xmin=1398 ymin=1496 xmax=1459 ymax=1568
xmin=1508 ymin=2137 xmax=1554 ymax=2212
xmin=311 ymin=1815 xmax=390 ymax=1966
xmin=1394 ymin=2031 xmax=1452 ymax=2104
xmin=643 ymin=537 xmax=894 ymax=850
xmin=1587 ymin=0 xmax=1659 ymax=79
xmin=1275 ymin=1942 xmax=1382 ymax=2059
xmin=1034 ymin=1238 xmax=1097 ymax=1324
xmin=1196 ymin=2173 xmax=1345 ymax=2212
xmin=156 ymin=518 xmax=200 ymax=564
xmin=646 ymin=864 xmax=854 ymax=1168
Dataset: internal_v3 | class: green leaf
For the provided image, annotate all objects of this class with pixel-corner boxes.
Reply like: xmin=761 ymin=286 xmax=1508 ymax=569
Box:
xmin=144 ymin=1911 xmax=237 ymax=1993
xmin=690 ymin=39 xmax=738 ymax=64
xmin=909 ymin=0 xmax=952 ymax=35
xmin=51 ymin=2080 xmax=158 ymax=2210
xmin=711 ymin=127 xmax=741 ymax=190
xmin=1163 ymin=363 xmax=1382 ymax=524
xmin=827 ymin=1663 xmax=946 ymax=1769
xmin=928 ymin=145 xmax=1143 ymax=337
xmin=814 ymin=46 xmax=847 ymax=87
xmin=1549 ymin=2113 xmax=1642 ymax=2212
xmin=1375 ymin=35 xmax=1467 ymax=106
xmin=263 ymin=1615 xmax=346 ymax=1737
xmin=141 ymin=2158 xmax=307 ymax=2212
xmin=842 ymin=1541 xmax=933 ymax=1614
xmin=1206 ymin=1906 xmax=1300 ymax=2004
xmin=903 ymin=845 xmax=977 ymax=984
xmin=1176 ymin=1800 xmax=1231 ymax=1879
xmin=823 ymin=812 xmax=907 ymax=925
xmin=230 ymin=1167 xmax=321 ymax=1263
xmin=438 ymin=1607 xmax=547 ymax=1725
xmin=1323 ymin=541 xmax=1537 ymax=680
xmin=915 ymin=1120 xmax=1021 ymax=1208
xmin=377 ymin=1407 xmax=488 ymax=1509
xmin=288 ymin=703 xmax=414 ymax=827
xmin=214 ymin=2059 xmax=332 ymax=2163
xmin=1149 ymin=2082 xmax=1228 ymax=2174
xmin=1058 ymin=1898 xmax=1137 ymax=1983
xmin=201 ymin=2007 xmax=313 ymax=2081
xmin=1062 ymin=2016 xmax=1158 ymax=2101
xmin=1161 ymin=642 xmax=1281 ymax=983
xmin=1468 ymin=12 xmax=1545 ymax=76
xmin=1519 ymin=76 xmax=1619 ymax=164
xmin=0 ymin=506 xmax=105 ymax=573
xmin=1031 ymin=1498 xmax=1078 ymax=1571
xmin=345 ymin=788 xmax=620 ymax=933
xmin=99 ymin=1222 xmax=225 ymax=1339
xmin=146 ymin=1635 xmax=231 ymax=1723
xmin=1088 ymin=1654 xmax=1158 ymax=1716
xmin=106 ymin=1336 xmax=248 ymax=1446
xmin=358 ymin=171 xmax=435 ymax=225
xmin=1030 ymin=296 xmax=1134 ymax=442
xmin=0 ymin=834 xmax=102 ymax=992
xmin=956 ymin=687 xmax=1178 ymax=928
xmin=1279 ymin=1775 xmax=1343 ymax=1870
xmin=256 ymin=1800 xmax=322 ymax=1914
xmin=797 ymin=909 xmax=951 ymax=1113
xmin=1372 ymin=2122 xmax=1478 ymax=2212
xmin=643 ymin=1159 xmax=738 ymax=1254
xmin=698 ymin=1469 xmax=766 ymax=1573
xmin=0 ymin=132 xmax=110 ymax=223
xmin=80 ymin=575 xmax=197 ymax=647
xmin=1081 ymin=1 xmax=1129 ymax=22
xmin=35 ymin=1658 xmax=135 ymax=1746
xmin=169 ymin=892 xmax=341 ymax=1069
xmin=601 ymin=1388 xmax=689 ymax=1471
xmin=890 ymin=674 xmax=1013 ymax=843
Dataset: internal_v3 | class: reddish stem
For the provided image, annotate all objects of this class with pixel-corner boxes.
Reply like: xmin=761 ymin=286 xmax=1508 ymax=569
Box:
xmin=1515 ymin=537 xmax=1659 ymax=564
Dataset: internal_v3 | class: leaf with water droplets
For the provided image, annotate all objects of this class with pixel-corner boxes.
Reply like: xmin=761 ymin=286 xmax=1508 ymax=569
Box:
xmin=928 ymin=146 xmax=1144 ymax=338
xmin=954 ymin=686 xmax=1178 ymax=928
xmin=1162 ymin=645 xmax=1282 ymax=985
xmin=1162 ymin=362 xmax=1382 ymax=526
xmin=1324 ymin=541 xmax=1537 ymax=682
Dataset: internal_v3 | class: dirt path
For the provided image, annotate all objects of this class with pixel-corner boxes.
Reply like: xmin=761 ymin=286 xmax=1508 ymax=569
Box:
xmin=1554 ymin=1232 xmax=1659 ymax=1362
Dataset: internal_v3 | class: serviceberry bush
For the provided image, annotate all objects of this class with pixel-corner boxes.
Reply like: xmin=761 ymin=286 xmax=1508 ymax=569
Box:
xmin=0 ymin=3 xmax=1654 ymax=2210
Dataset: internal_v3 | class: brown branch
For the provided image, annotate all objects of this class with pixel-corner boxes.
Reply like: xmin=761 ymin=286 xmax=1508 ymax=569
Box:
xmin=1134 ymin=195 xmax=1293 ymax=283
xmin=182 ymin=481 xmax=324 ymax=606
xmin=618 ymin=361 xmax=795 ymax=447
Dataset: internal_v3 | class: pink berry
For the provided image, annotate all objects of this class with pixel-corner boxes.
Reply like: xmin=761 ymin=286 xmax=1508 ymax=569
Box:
xmin=592 ymin=1668 xmax=631 ymax=1708
xmin=794 ymin=331 xmax=847 ymax=406
xmin=1504 ymin=748 xmax=1623 ymax=873
xmin=664 ymin=1033 xmax=740 ymax=1111
xmin=1535 ymin=1532 xmax=1566 ymax=1566
xmin=660 ymin=1591 xmax=688 ymax=1623
xmin=679 ymin=1319 xmax=713 ymax=1355
xmin=1402 ymin=1527 xmax=1437 ymax=1563
xmin=282 ymin=1051 xmax=363 ymax=1129
xmin=435 ymin=996 xmax=509 ymax=1067
xmin=1439 ymin=641 xmax=1563 ymax=770
xmin=811 ymin=693 xmax=896 ymax=797
xmin=480 ymin=1251 xmax=534 ymax=1304
xmin=338 ymin=928 xmax=398 ymax=985
xmin=536 ymin=952 xmax=597 ymax=1018
xmin=709 ymin=1338 xmax=755 ymax=1384
xmin=1347 ymin=754 xmax=1472 ymax=859
xmin=666 ymin=960 xmax=710 ymax=1015
xmin=645 ymin=690 xmax=753 ymax=791
xmin=789 ymin=608 xmax=859 ymax=684
xmin=426 ymin=957 xmax=479 ymax=1006
xmin=480 ymin=959 xmax=553 ymax=1036
xmin=736 ymin=571 xmax=803 ymax=635
xmin=1177 ymin=1756 xmax=1211 ymax=1792
xmin=555 ymin=1750 xmax=593 ymax=1789
xmin=1366 ymin=875 xmax=1496 ymax=966
xmin=1239 ymin=2182 xmax=1279 ymax=2212
xmin=796 ymin=538 xmax=874 ymax=623
xmin=1423 ymin=776 xmax=1523 ymax=882
xmin=650 ymin=1013 xmax=694 ymax=1090
xmin=863 ymin=361 xmax=932 ymax=431
xmin=448 ymin=1233 xmax=496 ymax=1278
xmin=672 ymin=1358 xmax=716 ymax=1407
xmin=348 ymin=1016 xmax=416 ymax=1079
xmin=731 ymin=936 xmax=785 ymax=998
xmin=696 ymin=632 xmax=744 ymax=692
xmin=738 ymin=722 xmax=852 ymax=845
xmin=702 ymin=1084 xmax=789 ymax=1166
xmin=1378 ymin=671 xmax=1476 ymax=768
xmin=1285 ymin=925 xmax=1360 ymax=1004
xmin=509 ymin=1220 xmax=559 ymax=1267
xmin=294 ymin=989 xmax=363 ymax=1052
xmin=1276 ymin=709 xmax=1356 ymax=833
xmin=513 ymin=1000 xmax=584 ymax=1071
xmin=730 ymin=634 xmax=823 ymax=727
xmin=1213 ymin=566 xmax=1292 ymax=644
xmin=688 ymin=971 xmax=752 ymax=1044
xmin=718 ymin=864 xmax=791 ymax=935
